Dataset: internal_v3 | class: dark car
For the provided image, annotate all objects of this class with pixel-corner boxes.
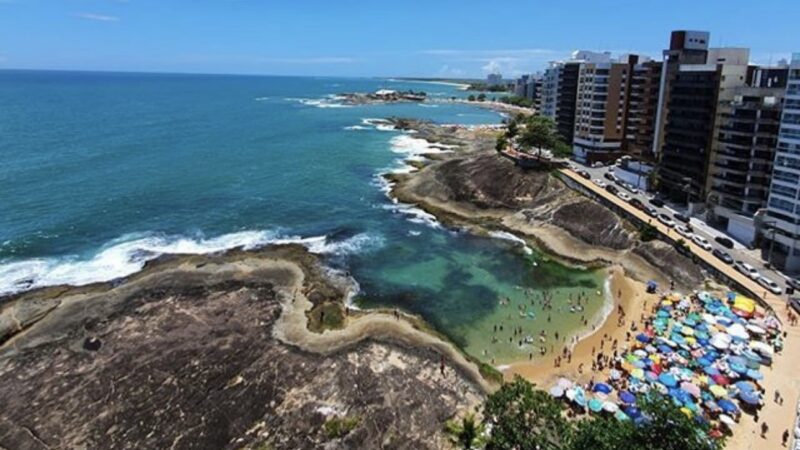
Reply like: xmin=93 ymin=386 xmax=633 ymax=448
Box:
xmin=649 ymin=198 xmax=665 ymax=208
xmin=578 ymin=170 xmax=591 ymax=179
xmin=714 ymin=236 xmax=734 ymax=249
xmin=787 ymin=278 xmax=800 ymax=291
xmin=712 ymin=248 xmax=734 ymax=265
xmin=605 ymin=185 xmax=618 ymax=195
xmin=614 ymin=178 xmax=625 ymax=187
xmin=673 ymin=213 xmax=690 ymax=223
xmin=604 ymin=172 xmax=616 ymax=182
xmin=629 ymin=198 xmax=644 ymax=210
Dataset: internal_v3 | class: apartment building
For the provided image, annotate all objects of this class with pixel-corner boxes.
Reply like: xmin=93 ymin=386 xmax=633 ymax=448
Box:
xmin=764 ymin=55 xmax=800 ymax=271
xmin=625 ymin=59 xmax=662 ymax=162
xmin=709 ymin=66 xmax=787 ymax=245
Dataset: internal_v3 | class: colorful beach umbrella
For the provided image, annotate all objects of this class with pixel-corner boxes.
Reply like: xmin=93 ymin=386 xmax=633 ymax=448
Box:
xmin=658 ymin=373 xmax=678 ymax=388
xmin=614 ymin=410 xmax=630 ymax=421
xmin=718 ymin=399 xmax=739 ymax=414
xmin=680 ymin=382 xmax=701 ymax=398
xmin=588 ymin=398 xmax=604 ymax=412
xmin=593 ymin=383 xmax=613 ymax=395
xmin=710 ymin=385 xmax=728 ymax=398
xmin=549 ymin=386 xmax=564 ymax=398
xmin=602 ymin=401 xmax=619 ymax=413
xmin=738 ymin=390 xmax=760 ymax=406
xmin=619 ymin=391 xmax=636 ymax=404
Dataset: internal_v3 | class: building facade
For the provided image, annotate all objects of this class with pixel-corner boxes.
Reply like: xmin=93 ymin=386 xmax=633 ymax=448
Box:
xmin=625 ymin=60 xmax=662 ymax=162
xmin=764 ymin=55 xmax=800 ymax=271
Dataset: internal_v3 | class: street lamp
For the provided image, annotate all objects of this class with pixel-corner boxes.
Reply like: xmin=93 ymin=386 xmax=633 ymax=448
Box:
xmin=763 ymin=220 xmax=777 ymax=269
xmin=682 ymin=177 xmax=693 ymax=211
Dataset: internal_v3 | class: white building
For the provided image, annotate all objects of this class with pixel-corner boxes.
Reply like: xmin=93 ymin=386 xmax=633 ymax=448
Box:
xmin=765 ymin=54 xmax=800 ymax=271
xmin=487 ymin=73 xmax=503 ymax=86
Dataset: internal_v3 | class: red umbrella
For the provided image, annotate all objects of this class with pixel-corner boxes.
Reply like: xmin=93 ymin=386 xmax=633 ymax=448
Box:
xmin=712 ymin=374 xmax=730 ymax=386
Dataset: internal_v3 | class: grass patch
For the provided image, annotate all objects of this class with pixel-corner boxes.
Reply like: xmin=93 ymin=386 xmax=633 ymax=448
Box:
xmin=307 ymin=302 xmax=345 ymax=332
xmin=323 ymin=415 xmax=361 ymax=439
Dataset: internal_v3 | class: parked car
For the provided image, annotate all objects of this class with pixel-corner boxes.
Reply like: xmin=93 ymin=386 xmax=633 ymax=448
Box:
xmin=614 ymin=178 xmax=626 ymax=187
xmin=712 ymin=248 xmax=734 ymax=264
xmin=734 ymin=261 xmax=760 ymax=280
xmin=624 ymin=184 xmax=639 ymax=195
xmin=692 ymin=235 xmax=712 ymax=251
xmin=604 ymin=172 xmax=617 ymax=182
xmin=592 ymin=161 xmax=604 ymax=168
xmin=644 ymin=206 xmax=658 ymax=217
xmin=617 ymin=192 xmax=631 ymax=202
xmin=649 ymin=198 xmax=665 ymax=208
xmin=606 ymin=185 xmax=618 ymax=195
xmin=787 ymin=277 xmax=800 ymax=291
xmin=593 ymin=179 xmax=606 ymax=188
xmin=758 ymin=276 xmax=782 ymax=295
xmin=676 ymin=225 xmax=693 ymax=238
xmin=657 ymin=213 xmax=675 ymax=228
xmin=629 ymin=198 xmax=644 ymax=210
xmin=714 ymin=236 xmax=734 ymax=249
xmin=673 ymin=213 xmax=690 ymax=223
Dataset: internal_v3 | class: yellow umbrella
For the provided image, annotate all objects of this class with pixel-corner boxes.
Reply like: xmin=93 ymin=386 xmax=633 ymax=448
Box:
xmin=680 ymin=407 xmax=693 ymax=418
xmin=681 ymin=326 xmax=695 ymax=336
xmin=661 ymin=300 xmax=673 ymax=307
xmin=710 ymin=385 xmax=728 ymax=398
xmin=631 ymin=368 xmax=645 ymax=379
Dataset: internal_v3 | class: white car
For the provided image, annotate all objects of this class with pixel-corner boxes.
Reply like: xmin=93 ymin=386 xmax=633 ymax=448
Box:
xmin=676 ymin=226 xmax=693 ymax=239
xmin=757 ymin=276 xmax=782 ymax=295
xmin=734 ymin=261 xmax=760 ymax=280
xmin=617 ymin=192 xmax=631 ymax=202
xmin=593 ymin=179 xmax=607 ymax=188
xmin=692 ymin=235 xmax=712 ymax=251
xmin=624 ymin=184 xmax=639 ymax=195
xmin=657 ymin=213 xmax=675 ymax=228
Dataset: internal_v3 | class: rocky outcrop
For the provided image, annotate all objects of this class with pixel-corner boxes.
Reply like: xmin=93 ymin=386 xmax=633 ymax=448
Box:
xmin=0 ymin=246 xmax=483 ymax=450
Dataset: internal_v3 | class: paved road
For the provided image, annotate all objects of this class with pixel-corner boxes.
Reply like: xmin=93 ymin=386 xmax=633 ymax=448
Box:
xmin=569 ymin=162 xmax=793 ymax=298
xmin=560 ymin=166 xmax=792 ymax=311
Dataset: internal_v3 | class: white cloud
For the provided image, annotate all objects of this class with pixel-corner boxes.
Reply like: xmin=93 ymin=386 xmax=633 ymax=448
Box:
xmin=436 ymin=64 xmax=465 ymax=78
xmin=482 ymin=60 xmax=502 ymax=74
xmin=75 ymin=13 xmax=120 ymax=22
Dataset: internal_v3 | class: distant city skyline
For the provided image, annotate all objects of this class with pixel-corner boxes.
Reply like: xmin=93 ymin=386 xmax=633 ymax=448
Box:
xmin=0 ymin=0 xmax=796 ymax=77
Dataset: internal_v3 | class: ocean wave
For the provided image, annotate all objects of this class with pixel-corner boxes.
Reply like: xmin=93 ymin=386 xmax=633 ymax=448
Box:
xmin=0 ymin=231 xmax=383 ymax=297
xmin=389 ymin=135 xmax=455 ymax=159
xmin=361 ymin=118 xmax=395 ymax=131
xmin=417 ymin=103 xmax=439 ymax=108
xmin=382 ymin=203 xmax=442 ymax=230
xmin=254 ymin=97 xmax=270 ymax=101
xmin=286 ymin=97 xmax=351 ymax=109
xmin=488 ymin=231 xmax=534 ymax=255
xmin=344 ymin=125 xmax=369 ymax=131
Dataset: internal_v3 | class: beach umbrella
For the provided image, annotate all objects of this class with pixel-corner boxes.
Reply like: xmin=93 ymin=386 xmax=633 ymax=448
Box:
xmin=636 ymin=333 xmax=651 ymax=344
xmin=710 ymin=385 xmax=728 ymax=398
xmin=730 ymin=361 xmax=748 ymax=374
xmin=631 ymin=368 xmax=645 ymax=380
xmin=657 ymin=310 xmax=670 ymax=319
xmin=749 ymin=341 xmax=774 ymax=357
xmin=719 ymin=414 xmax=736 ymax=428
xmin=588 ymin=398 xmax=604 ymax=413
xmin=624 ymin=406 xmax=642 ymax=419
xmin=609 ymin=369 xmax=622 ymax=380
xmin=741 ymin=349 xmax=763 ymax=364
xmin=738 ymin=390 xmax=760 ymax=406
xmin=681 ymin=326 xmax=695 ymax=336
xmin=645 ymin=344 xmax=657 ymax=354
xmin=574 ymin=387 xmax=587 ymax=407
xmin=658 ymin=373 xmax=678 ymax=388
xmin=680 ymin=407 xmax=693 ymax=418
xmin=557 ymin=378 xmax=574 ymax=389
xmin=593 ymin=383 xmax=613 ymax=395
xmin=710 ymin=333 xmax=731 ymax=350
xmin=727 ymin=323 xmax=749 ymax=340
xmin=634 ymin=349 xmax=648 ymax=358
xmin=602 ymin=401 xmax=619 ymax=413
xmin=549 ymin=386 xmax=564 ymax=398
xmin=705 ymin=400 xmax=720 ymax=412
xmin=734 ymin=381 xmax=756 ymax=393
xmin=711 ymin=374 xmax=730 ymax=386
xmin=645 ymin=371 xmax=659 ymax=382
xmin=718 ymin=399 xmax=739 ymax=414
xmin=614 ymin=410 xmax=630 ymax=421
xmin=619 ymin=391 xmax=636 ymax=404
xmin=681 ymin=382 xmax=701 ymax=398
xmin=704 ymin=366 xmax=720 ymax=376
xmin=746 ymin=324 xmax=766 ymax=335
xmin=565 ymin=388 xmax=576 ymax=401
xmin=632 ymin=360 xmax=646 ymax=369
xmin=657 ymin=344 xmax=673 ymax=354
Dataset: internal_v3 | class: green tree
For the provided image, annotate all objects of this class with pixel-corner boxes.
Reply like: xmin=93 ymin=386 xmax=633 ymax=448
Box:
xmin=495 ymin=135 xmax=508 ymax=153
xmin=445 ymin=413 xmax=486 ymax=449
xmin=477 ymin=93 xmax=487 ymax=102
xmin=506 ymin=120 xmax=518 ymax=139
xmin=483 ymin=377 xmax=571 ymax=450
xmin=468 ymin=94 xmax=476 ymax=102
xmin=639 ymin=224 xmax=658 ymax=242
xmin=518 ymin=116 xmax=560 ymax=159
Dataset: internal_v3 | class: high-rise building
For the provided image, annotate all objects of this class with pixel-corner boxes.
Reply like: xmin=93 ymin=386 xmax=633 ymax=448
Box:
xmin=655 ymin=30 xmax=751 ymax=204
xmin=625 ymin=59 xmax=663 ymax=162
xmin=572 ymin=56 xmax=637 ymax=164
xmin=709 ymin=66 xmax=788 ymax=245
xmin=487 ymin=73 xmax=503 ymax=86
xmin=764 ymin=54 xmax=800 ymax=271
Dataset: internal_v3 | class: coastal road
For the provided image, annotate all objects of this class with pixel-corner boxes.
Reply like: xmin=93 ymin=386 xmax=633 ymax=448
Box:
xmin=559 ymin=167 xmax=791 ymax=313
xmin=559 ymin=166 xmax=800 ymax=450
xmin=571 ymin=162 xmax=792 ymax=296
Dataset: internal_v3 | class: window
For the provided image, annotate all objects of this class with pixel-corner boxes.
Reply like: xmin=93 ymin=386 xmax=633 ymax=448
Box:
xmin=773 ymin=169 xmax=800 ymax=183
xmin=769 ymin=196 xmax=795 ymax=213
xmin=781 ymin=127 xmax=800 ymax=140
xmin=771 ymin=183 xmax=798 ymax=199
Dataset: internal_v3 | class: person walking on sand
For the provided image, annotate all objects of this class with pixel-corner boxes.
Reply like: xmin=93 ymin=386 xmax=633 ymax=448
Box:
xmin=783 ymin=429 xmax=790 ymax=447
xmin=761 ymin=422 xmax=768 ymax=438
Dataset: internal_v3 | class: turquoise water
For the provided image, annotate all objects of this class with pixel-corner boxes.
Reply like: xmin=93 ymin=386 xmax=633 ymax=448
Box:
xmin=0 ymin=70 xmax=604 ymax=363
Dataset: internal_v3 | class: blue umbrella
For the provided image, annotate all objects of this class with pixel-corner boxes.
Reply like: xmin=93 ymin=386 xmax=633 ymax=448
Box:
xmin=728 ymin=356 xmax=747 ymax=366
xmin=739 ymin=390 xmax=761 ymax=406
xmin=746 ymin=369 xmax=763 ymax=380
xmin=704 ymin=366 xmax=720 ymax=376
xmin=697 ymin=358 xmax=712 ymax=367
xmin=588 ymin=398 xmax=604 ymax=412
xmin=619 ymin=391 xmax=636 ymax=404
xmin=645 ymin=371 xmax=659 ymax=382
xmin=636 ymin=333 xmax=651 ymax=343
xmin=624 ymin=406 xmax=642 ymax=419
xmin=658 ymin=373 xmax=678 ymax=388
xmin=593 ymin=383 xmax=613 ymax=394
xmin=718 ymin=399 xmax=739 ymax=414
xmin=657 ymin=344 xmax=673 ymax=354
xmin=735 ymin=381 xmax=755 ymax=392
xmin=730 ymin=362 xmax=748 ymax=374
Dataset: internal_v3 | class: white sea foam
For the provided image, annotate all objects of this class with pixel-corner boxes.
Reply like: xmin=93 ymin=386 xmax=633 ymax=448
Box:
xmin=344 ymin=125 xmax=369 ymax=131
xmin=418 ymin=103 xmax=439 ymax=108
xmin=488 ymin=231 xmax=534 ymax=255
xmin=389 ymin=135 xmax=454 ymax=160
xmin=382 ymin=203 xmax=442 ymax=229
xmin=361 ymin=118 xmax=396 ymax=131
xmin=0 ymin=231 xmax=383 ymax=297
xmin=254 ymin=97 xmax=270 ymax=101
xmin=286 ymin=97 xmax=351 ymax=109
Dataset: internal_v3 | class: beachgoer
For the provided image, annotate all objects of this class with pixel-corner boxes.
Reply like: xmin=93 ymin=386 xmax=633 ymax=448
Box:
xmin=761 ymin=422 xmax=768 ymax=438
xmin=783 ymin=429 xmax=790 ymax=446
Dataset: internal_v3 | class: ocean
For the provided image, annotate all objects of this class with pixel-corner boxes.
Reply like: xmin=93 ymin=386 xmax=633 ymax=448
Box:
xmin=0 ymin=70 xmax=606 ymax=363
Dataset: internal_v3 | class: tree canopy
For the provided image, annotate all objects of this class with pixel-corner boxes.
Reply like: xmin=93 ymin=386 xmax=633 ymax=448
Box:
xmin=470 ymin=377 xmax=723 ymax=450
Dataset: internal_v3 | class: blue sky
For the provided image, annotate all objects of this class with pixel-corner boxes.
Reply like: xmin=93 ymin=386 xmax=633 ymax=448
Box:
xmin=0 ymin=0 xmax=797 ymax=77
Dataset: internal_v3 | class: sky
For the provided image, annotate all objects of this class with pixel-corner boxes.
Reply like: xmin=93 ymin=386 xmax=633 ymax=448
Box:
xmin=0 ymin=0 xmax=797 ymax=78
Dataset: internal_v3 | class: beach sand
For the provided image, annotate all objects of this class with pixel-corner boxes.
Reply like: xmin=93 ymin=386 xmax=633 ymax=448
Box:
xmin=502 ymin=265 xmax=654 ymax=387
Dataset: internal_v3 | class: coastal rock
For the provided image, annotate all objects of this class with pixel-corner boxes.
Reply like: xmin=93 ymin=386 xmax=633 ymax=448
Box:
xmin=633 ymin=240 xmax=705 ymax=287
xmin=0 ymin=247 xmax=482 ymax=450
